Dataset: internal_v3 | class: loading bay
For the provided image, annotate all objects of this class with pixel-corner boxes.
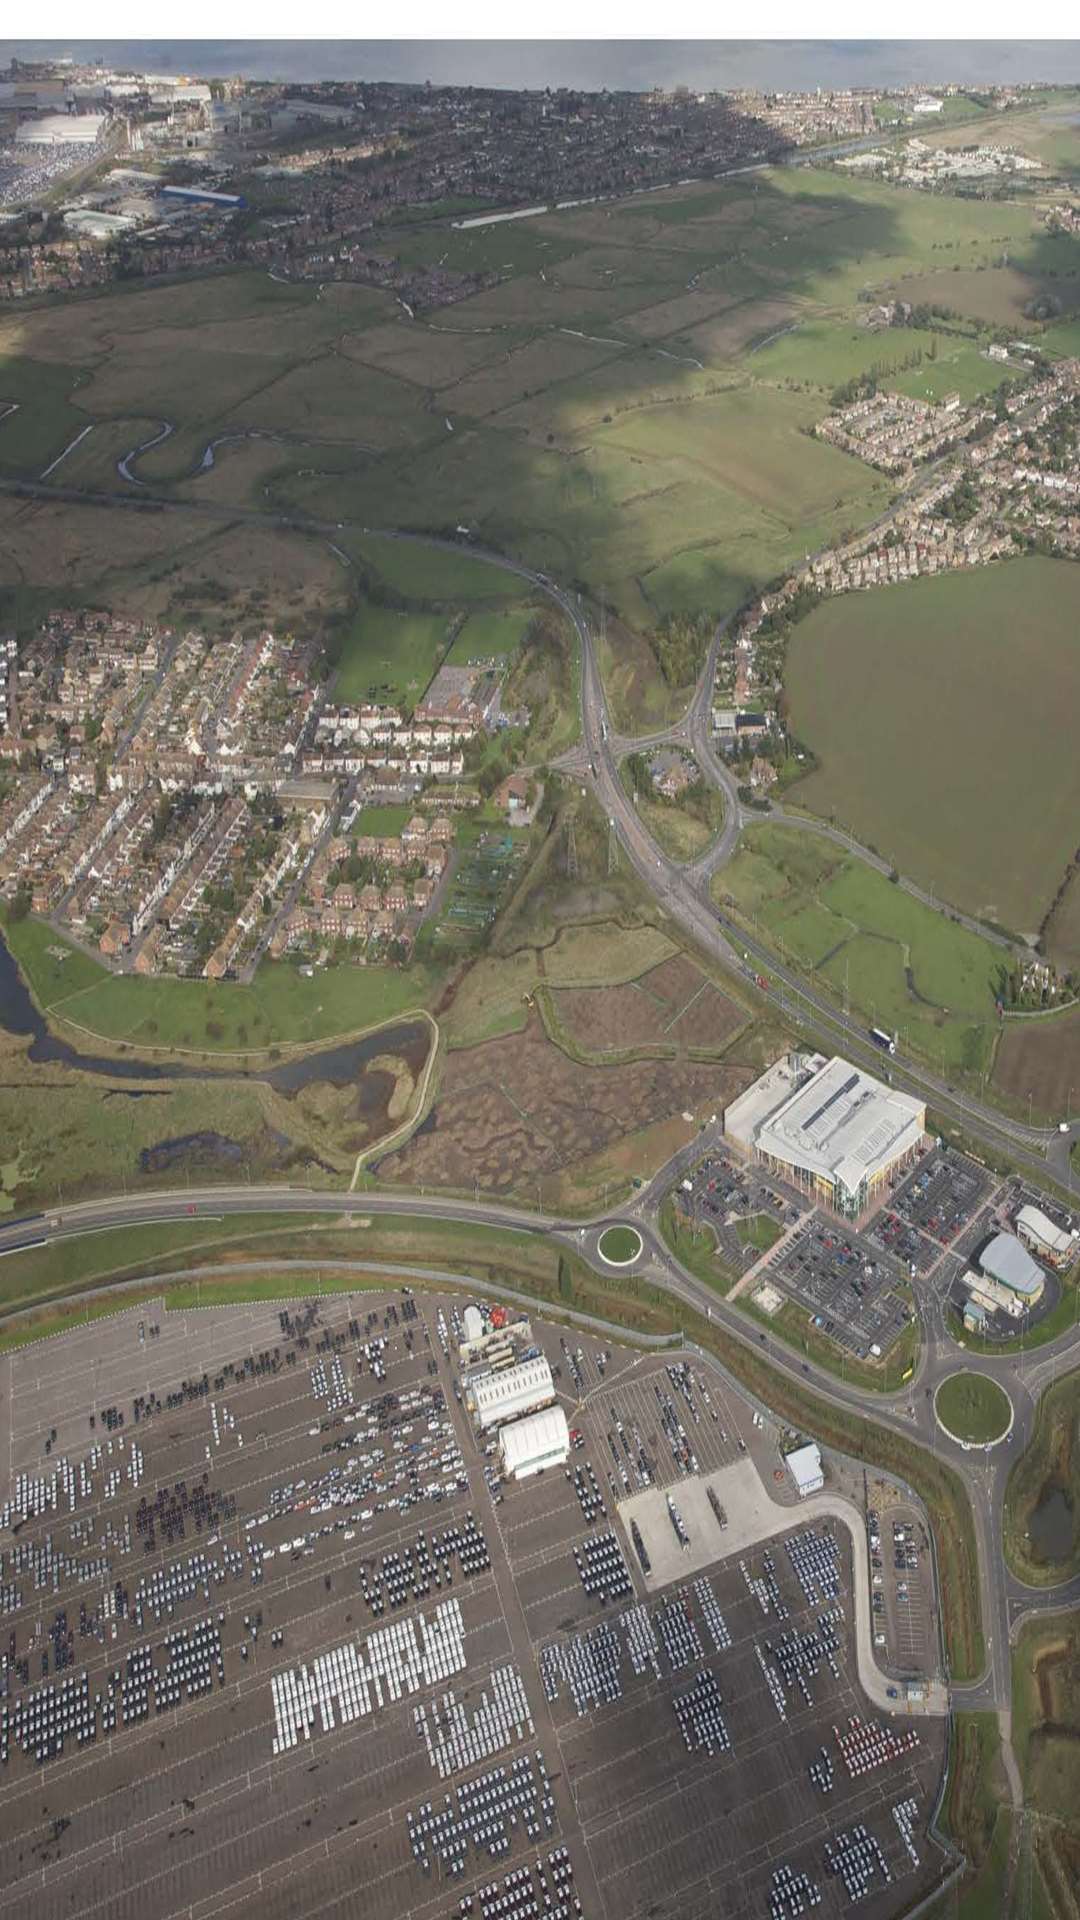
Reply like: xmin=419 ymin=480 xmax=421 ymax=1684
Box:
xmin=0 ymin=1289 xmax=949 ymax=1920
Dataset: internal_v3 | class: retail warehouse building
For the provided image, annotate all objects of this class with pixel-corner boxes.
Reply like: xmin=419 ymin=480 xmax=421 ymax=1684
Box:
xmin=467 ymin=1355 xmax=556 ymax=1433
xmin=498 ymin=1407 xmax=570 ymax=1480
xmin=725 ymin=1052 xmax=925 ymax=1219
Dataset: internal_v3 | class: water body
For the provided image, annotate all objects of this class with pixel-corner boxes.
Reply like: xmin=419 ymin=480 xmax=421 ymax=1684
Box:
xmin=4 ymin=40 xmax=1080 ymax=91
xmin=0 ymin=928 xmax=430 ymax=1097
xmin=1029 ymin=1485 xmax=1075 ymax=1564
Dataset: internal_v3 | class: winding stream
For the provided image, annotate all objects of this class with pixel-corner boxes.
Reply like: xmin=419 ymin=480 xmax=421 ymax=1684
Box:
xmin=0 ymin=929 xmax=430 ymax=1097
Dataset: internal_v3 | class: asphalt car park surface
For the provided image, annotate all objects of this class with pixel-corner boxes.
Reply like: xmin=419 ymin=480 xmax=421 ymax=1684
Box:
xmin=677 ymin=1153 xmax=808 ymax=1274
xmin=865 ymin=1496 xmax=934 ymax=1681
xmin=0 ymin=1291 xmax=948 ymax=1920
xmin=760 ymin=1220 xmax=913 ymax=1362
xmin=888 ymin=1149 xmax=989 ymax=1249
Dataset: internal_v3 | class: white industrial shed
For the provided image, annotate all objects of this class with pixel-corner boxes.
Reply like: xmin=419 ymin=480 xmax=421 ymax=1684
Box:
xmin=470 ymin=1355 xmax=555 ymax=1433
xmin=499 ymin=1407 xmax=569 ymax=1480
xmin=16 ymin=113 xmax=106 ymax=145
xmin=785 ymin=1442 xmax=824 ymax=1498
xmin=727 ymin=1053 xmax=925 ymax=1219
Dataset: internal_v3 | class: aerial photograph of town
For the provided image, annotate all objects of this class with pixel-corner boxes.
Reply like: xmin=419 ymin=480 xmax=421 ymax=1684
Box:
xmin=0 ymin=4 xmax=1078 ymax=1917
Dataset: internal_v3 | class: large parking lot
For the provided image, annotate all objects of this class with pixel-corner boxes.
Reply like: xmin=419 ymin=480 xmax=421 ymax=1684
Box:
xmin=889 ymin=1149 xmax=990 ymax=1248
xmin=0 ymin=1290 xmax=949 ymax=1920
xmin=865 ymin=1495 xmax=936 ymax=1681
xmin=760 ymin=1219 xmax=915 ymax=1362
xmin=676 ymin=1150 xmax=809 ymax=1275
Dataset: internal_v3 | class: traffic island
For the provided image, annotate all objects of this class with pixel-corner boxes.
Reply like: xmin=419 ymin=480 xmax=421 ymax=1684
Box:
xmin=597 ymin=1224 xmax=644 ymax=1268
xmin=934 ymin=1371 xmax=1014 ymax=1450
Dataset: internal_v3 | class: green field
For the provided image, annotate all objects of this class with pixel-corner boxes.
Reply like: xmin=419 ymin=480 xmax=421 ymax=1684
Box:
xmin=5 ymin=164 xmax=1068 ymax=720
xmin=2 ymin=914 xmax=436 ymax=1056
xmin=350 ymin=803 xmax=414 ymax=838
xmin=935 ymin=1371 xmax=1013 ymax=1444
xmin=597 ymin=1225 xmax=644 ymax=1264
xmin=994 ymin=1000 xmax=1080 ymax=1124
xmin=714 ymin=823 xmax=1004 ymax=1075
xmin=785 ymin=560 xmax=1080 ymax=938
xmin=334 ymin=604 xmax=450 ymax=706
xmin=446 ymin=608 xmax=534 ymax=665
xmin=748 ymin=318 xmax=1005 ymax=406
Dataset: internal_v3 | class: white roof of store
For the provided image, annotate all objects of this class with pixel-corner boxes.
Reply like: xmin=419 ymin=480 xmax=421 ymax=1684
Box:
xmin=1017 ymin=1204 xmax=1076 ymax=1257
xmin=471 ymin=1354 xmax=554 ymax=1429
xmin=754 ymin=1056 xmax=925 ymax=1199
xmin=785 ymin=1442 xmax=824 ymax=1493
xmin=499 ymin=1406 xmax=569 ymax=1475
xmin=16 ymin=112 xmax=106 ymax=144
xmin=979 ymin=1231 xmax=1044 ymax=1297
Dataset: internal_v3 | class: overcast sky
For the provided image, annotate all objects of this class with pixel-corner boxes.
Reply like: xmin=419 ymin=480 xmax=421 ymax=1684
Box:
xmin=3 ymin=39 xmax=1080 ymax=89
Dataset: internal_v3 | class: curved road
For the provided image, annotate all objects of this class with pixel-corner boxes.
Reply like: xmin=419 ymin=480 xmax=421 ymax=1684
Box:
xmin=1 ymin=486 xmax=1078 ymax=1724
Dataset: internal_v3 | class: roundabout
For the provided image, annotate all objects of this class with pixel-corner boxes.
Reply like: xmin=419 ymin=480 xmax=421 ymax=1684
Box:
xmin=596 ymin=1223 xmax=644 ymax=1268
xmin=934 ymin=1370 xmax=1014 ymax=1450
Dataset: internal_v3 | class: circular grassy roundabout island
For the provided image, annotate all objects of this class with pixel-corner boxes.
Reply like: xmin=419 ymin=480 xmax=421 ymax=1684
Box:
xmin=935 ymin=1371 xmax=1014 ymax=1448
xmin=597 ymin=1224 xmax=644 ymax=1268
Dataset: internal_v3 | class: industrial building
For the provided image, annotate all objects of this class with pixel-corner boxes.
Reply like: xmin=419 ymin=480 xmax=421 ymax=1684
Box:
xmin=63 ymin=207 xmax=138 ymax=239
xmin=468 ymin=1355 xmax=555 ymax=1434
xmin=974 ymin=1231 xmax=1045 ymax=1305
xmin=785 ymin=1441 xmax=825 ymax=1497
xmin=498 ymin=1407 xmax=570 ymax=1481
xmin=457 ymin=1305 xmax=534 ymax=1372
xmin=16 ymin=112 xmax=106 ymax=145
xmin=160 ymin=183 xmax=244 ymax=209
xmin=1016 ymin=1204 xmax=1078 ymax=1271
xmin=725 ymin=1052 xmax=925 ymax=1219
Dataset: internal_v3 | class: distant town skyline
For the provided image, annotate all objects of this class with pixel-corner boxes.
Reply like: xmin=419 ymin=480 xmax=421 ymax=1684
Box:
xmin=3 ymin=38 xmax=1080 ymax=90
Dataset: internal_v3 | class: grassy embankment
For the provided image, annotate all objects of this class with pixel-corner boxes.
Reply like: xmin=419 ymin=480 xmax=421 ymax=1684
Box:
xmin=1010 ymin=1610 xmax=1080 ymax=1917
xmin=937 ymin=1712 xmax=1014 ymax=1920
xmin=1003 ymin=1369 xmax=1080 ymax=1586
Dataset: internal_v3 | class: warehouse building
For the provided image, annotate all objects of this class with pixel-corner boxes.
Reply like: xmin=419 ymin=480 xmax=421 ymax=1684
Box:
xmin=975 ymin=1231 xmax=1045 ymax=1306
xmin=1016 ymin=1204 xmax=1079 ymax=1271
xmin=785 ymin=1441 xmax=825 ymax=1497
xmin=468 ymin=1354 xmax=555 ymax=1434
xmin=16 ymin=112 xmax=107 ymax=145
xmin=725 ymin=1052 xmax=925 ymax=1219
xmin=498 ymin=1406 xmax=570 ymax=1481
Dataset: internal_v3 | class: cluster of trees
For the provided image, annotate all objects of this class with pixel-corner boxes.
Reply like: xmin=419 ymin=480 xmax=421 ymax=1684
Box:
xmin=645 ymin=611 xmax=712 ymax=688
xmin=937 ymin=473 xmax=981 ymax=524
xmin=328 ymin=850 xmax=425 ymax=890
